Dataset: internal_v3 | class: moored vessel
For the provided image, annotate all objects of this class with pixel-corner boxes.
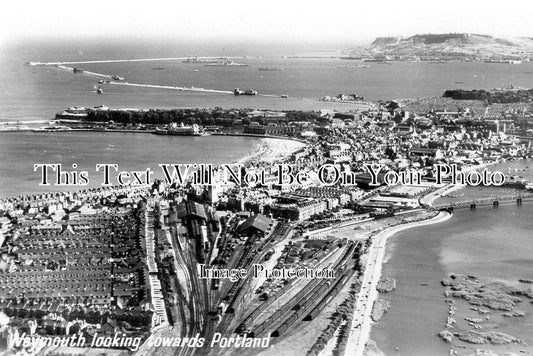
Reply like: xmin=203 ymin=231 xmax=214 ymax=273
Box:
xmin=154 ymin=123 xmax=205 ymax=136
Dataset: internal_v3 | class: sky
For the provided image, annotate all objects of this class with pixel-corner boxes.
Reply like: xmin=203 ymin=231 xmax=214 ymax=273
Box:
xmin=2 ymin=0 xmax=533 ymax=46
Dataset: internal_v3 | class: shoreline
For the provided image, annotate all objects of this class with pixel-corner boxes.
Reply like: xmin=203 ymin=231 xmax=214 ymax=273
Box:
xmin=372 ymin=201 xmax=533 ymax=356
xmin=345 ymin=210 xmax=453 ymax=356
xmin=235 ymin=137 xmax=306 ymax=166
xmin=0 ymin=127 xmax=307 ymax=144
xmin=0 ymin=135 xmax=305 ymax=201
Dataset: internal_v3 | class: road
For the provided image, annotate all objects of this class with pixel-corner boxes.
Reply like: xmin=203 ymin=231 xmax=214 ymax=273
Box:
xmin=344 ymin=211 xmax=451 ymax=356
xmin=304 ymin=209 xmax=423 ymax=238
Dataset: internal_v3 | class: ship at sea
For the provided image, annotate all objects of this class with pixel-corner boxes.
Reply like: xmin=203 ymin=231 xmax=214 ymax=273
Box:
xmin=337 ymin=64 xmax=370 ymax=69
xmin=31 ymin=125 xmax=72 ymax=132
xmin=233 ymin=88 xmax=258 ymax=96
xmin=258 ymin=67 xmax=284 ymax=71
xmin=204 ymin=60 xmax=249 ymax=67
xmin=483 ymin=59 xmax=523 ymax=64
xmin=154 ymin=123 xmax=207 ymax=136
xmin=182 ymin=57 xmax=227 ymax=64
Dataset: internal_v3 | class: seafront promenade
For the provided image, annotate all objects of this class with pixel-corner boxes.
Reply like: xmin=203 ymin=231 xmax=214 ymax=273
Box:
xmin=345 ymin=211 xmax=452 ymax=356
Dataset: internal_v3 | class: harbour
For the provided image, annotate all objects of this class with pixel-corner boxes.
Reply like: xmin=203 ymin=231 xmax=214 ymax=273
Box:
xmin=2 ymin=21 xmax=533 ymax=356
xmin=4 ymin=43 xmax=533 ymax=123
xmin=0 ymin=131 xmax=264 ymax=197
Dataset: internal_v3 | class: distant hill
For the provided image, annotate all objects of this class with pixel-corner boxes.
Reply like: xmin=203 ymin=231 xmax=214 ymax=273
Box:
xmin=345 ymin=33 xmax=533 ymax=61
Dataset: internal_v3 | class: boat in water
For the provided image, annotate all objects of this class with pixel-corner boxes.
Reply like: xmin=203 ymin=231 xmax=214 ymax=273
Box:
xmin=204 ymin=60 xmax=249 ymax=67
xmin=483 ymin=59 xmax=523 ymax=64
xmin=258 ymin=67 xmax=284 ymax=71
xmin=32 ymin=125 xmax=72 ymax=132
xmin=234 ymin=88 xmax=258 ymax=96
xmin=182 ymin=57 xmax=227 ymax=64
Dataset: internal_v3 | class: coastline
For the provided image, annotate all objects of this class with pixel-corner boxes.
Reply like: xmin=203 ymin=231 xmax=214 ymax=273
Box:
xmin=371 ymin=202 xmax=533 ymax=356
xmin=0 ymin=125 xmax=308 ymax=145
xmin=235 ymin=137 xmax=306 ymax=166
xmin=0 ymin=133 xmax=304 ymax=199
xmin=0 ymin=132 xmax=271 ymax=199
xmin=346 ymin=210 xmax=453 ymax=356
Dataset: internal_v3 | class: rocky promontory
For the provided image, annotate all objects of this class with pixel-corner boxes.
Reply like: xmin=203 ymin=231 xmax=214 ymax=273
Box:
xmin=438 ymin=330 xmax=454 ymax=343
xmin=363 ymin=340 xmax=386 ymax=356
xmin=454 ymin=330 xmax=526 ymax=345
xmin=371 ymin=298 xmax=390 ymax=322
xmin=376 ymin=277 xmax=396 ymax=293
xmin=441 ymin=274 xmax=529 ymax=312
xmin=439 ymin=274 xmax=532 ymax=353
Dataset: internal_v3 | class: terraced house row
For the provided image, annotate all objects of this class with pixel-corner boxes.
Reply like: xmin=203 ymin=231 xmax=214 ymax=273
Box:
xmin=0 ymin=205 xmax=148 ymax=313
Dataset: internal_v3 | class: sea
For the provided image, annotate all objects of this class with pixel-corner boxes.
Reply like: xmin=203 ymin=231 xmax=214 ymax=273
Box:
xmin=2 ymin=39 xmax=533 ymax=122
xmin=0 ymin=132 xmax=262 ymax=198
xmin=372 ymin=202 xmax=533 ymax=356
xmin=2 ymin=39 xmax=533 ymax=355
xmin=372 ymin=157 xmax=533 ymax=356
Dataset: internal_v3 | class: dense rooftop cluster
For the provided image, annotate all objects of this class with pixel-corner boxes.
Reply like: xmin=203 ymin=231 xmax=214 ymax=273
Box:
xmin=0 ymin=188 xmax=156 ymax=347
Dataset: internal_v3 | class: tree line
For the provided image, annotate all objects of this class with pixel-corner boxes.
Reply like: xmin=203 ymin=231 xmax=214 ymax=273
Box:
xmin=75 ymin=108 xmax=323 ymax=127
xmin=443 ymin=89 xmax=533 ymax=104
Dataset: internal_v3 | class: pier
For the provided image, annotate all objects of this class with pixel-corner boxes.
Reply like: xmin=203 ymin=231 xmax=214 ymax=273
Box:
xmin=431 ymin=194 xmax=533 ymax=211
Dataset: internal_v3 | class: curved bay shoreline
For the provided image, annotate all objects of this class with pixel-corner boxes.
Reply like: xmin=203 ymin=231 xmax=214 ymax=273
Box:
xmin=348 ymin=210 xmax=453 ymax=356
xmin=369 ymin=200 xmax=533 ymax=356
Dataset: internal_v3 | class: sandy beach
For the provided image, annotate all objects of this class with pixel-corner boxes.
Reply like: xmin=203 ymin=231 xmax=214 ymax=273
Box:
xmin=237 ymin=137 xmax=306 ymax=166
xmin=345 ymin=211 xmax=453 ymax=356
